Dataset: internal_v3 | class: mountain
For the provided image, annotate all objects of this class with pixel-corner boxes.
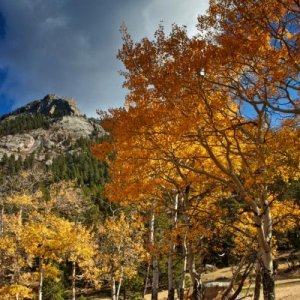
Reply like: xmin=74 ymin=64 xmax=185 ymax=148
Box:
xmin=0 ymin=94 xmax=108 ymax=199
xmin=0 ymin=94 xmax=81 ymax=120
xmin=0 ymin=94 xmax=105 ymax=163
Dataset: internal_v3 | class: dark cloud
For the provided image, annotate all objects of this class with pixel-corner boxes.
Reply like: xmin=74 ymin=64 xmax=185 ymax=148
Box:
xmin=0 ymin=0 xmax=208 ymax=116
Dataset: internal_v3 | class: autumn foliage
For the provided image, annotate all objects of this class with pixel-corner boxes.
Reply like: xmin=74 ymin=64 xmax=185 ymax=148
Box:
xmin=92 ymin=1 xmax=300 ymax=300
xmin=0 ymin=1 xmax=299 ymax=300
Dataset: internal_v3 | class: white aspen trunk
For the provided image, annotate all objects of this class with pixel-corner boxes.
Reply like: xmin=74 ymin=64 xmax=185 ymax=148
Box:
xmin=111 ymin=276 xmax=116 ymax=300
xmin=38 ymin=258 xmax=43 ymax=300
xmin=168 ymin=194 xmax=178 ymax=300
xmin=257 ymin=121 xmax=275 ymax=300
xmin=150 ymin=212 xmax=159 ymax=300
xmin=178 ymin=231 xmax=187 ymax=300
xmin=72 ymin=261 xmax=76 ymax=300
xmin=116 ymin=267 xmax=124 ymax=300
xmin=260 ymin=207 xmax=275 ymax=300
xmin=253 ymin=192 xmax=275 ymax=300
xmin=255 ymin=196 xmax=274 ymax=290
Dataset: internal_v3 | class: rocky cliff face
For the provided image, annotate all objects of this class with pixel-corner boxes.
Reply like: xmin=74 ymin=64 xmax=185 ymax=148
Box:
xmin=1 ymin=94 xmax=81 ymax=121
xmin=0 ymin=94 xmax=105 ymax=163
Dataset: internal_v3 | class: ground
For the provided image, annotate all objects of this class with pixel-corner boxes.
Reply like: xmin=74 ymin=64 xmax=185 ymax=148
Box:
xmin=88 ymin=256 xmax=300 ymax=299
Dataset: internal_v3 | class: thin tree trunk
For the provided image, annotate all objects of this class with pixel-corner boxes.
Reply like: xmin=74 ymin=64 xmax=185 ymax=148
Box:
xmin=150 ymin=212 xmax=159 ymax=300
xmin=178 ymin=232 xmax=187 ymax=300
xmin=38 ymin=258 xmax=43 ymax=300
xmin=228 ymin=262 xmax=254 ymax=300
xmin=187 ymin=245 xmax=202 ymax=300
xmin=116 ymin=267 xmax=124 ymax=300
xmin=168 ymin=194 xmax=178 ymax=300
xmin=0 ymin=199 xmax=4 ymax=234
xmin=152 ymin=257 xmax=159 ymax=300
xmin=111 ymin=276 xmax=116 ymax=300
xmin=72 ymin=261 xmax=76 ymax=300
xmin=256 ymin=201 xmax=275 ymax=300
xmin=254 ymin=261 xmax=262 ymax=300
xmin=222 ymin=255 xmax=247 ymax=300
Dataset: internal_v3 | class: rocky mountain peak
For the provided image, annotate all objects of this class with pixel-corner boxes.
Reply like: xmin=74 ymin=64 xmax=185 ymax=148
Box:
xmin=1 ymin=94 xmax=81 ymax=120
xmin=0 ymin=95 xmax=105 ymax=163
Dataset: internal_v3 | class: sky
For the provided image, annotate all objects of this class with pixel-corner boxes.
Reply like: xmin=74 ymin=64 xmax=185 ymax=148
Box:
xmin=0 ymin=0 xmax=209 ymax=117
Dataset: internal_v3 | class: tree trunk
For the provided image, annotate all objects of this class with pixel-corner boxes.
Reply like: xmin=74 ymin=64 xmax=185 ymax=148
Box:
xmin=116 ymin=267 xmax=124 ymax=300
xmin=38 ymin=258 xmax=43 ymax=300
xmin=0 ymin=199 xmax=4 ymax=234
xmin=168 ymin=194 xmax=178 ymax=300
xmin=254 ymin=261 xmax=262 ymax=300
xmin=192 ymin=280 xmax=203 ymax=300
xmin=187 ymin=245 xmax=202 ymax=300
xmin=152 ymin=257 xmax=159 ymax=300
xmin=167 ymin=239 xmax=175 ymax=300
xmin=178 ymin=227 xmax=187 ymax=300
xmin=261 ymin=264 xmax=275 ymax=300
xmin=150 ymin=212 xmax=159 ymax=300
xmin=256 ymin=201 xmax=275 ymax=300
xmin=72 ymin=261 xmax=76 ymax=300
xmin=178 ymin=240 xmax=187 ymax=300
xmin=111 ymin=276 xmax=116 ymax=300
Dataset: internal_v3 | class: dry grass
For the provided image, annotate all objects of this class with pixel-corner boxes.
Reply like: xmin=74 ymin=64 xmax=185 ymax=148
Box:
xmin=88 ymin=259 xmax=300 ymax=300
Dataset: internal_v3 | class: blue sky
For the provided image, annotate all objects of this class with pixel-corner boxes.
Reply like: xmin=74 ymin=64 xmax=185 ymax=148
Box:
xmin=0 ymin=0 xmax=209 ymax=117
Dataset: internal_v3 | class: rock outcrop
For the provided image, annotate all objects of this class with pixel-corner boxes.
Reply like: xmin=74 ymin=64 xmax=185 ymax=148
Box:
xmin=1 ymin=94 xmax=81 ymax=121
xmin=0 ymin=94 xmax=105 ymax=162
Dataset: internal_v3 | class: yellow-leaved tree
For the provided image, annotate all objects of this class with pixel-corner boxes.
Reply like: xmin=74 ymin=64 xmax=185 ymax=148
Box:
xmin=96 ymin=211 xmax=147 ymax=300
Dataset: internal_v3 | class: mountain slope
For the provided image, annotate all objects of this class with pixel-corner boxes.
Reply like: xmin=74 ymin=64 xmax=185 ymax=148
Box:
xmin=0 ymin=94 xmax=108 ymax=201
xmin=0 ymin=94 xmax=105 ymax=162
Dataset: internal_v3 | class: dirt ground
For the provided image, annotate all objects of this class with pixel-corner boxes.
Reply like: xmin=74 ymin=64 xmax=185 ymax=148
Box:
xmin=90 ymin=260 xmax=300 ymax=300
xmin=91 ymin=282 xmax=300 ymax=299
xmin=243 ymin=283 xmax=300 ymax=300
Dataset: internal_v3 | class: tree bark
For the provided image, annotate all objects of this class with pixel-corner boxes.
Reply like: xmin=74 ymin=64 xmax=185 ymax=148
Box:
xmin=192 ymin=280 xmax=203 ymax=300
xmin=178 ymin=224 xmax=187 ymax=300
xmin=111 ymin=276 xmax=116 ymax=300
xmin=116 ymin=267 xmax=124 ymax=300
xmin=168 ymin=194 xmax=178 ymax=300
xmin=187 ymin=245 xmax=202 ymax=300
xmin=152 ymin=257 xmax=159 ymax=300
xmin=261 ymin=264 xmax=275 ymax=300
xmin=255 ymin=200 xmax=275 ymax=300
xmin=150 ymin=212 xmax=159 ymax=300
xmin=38 ymin=258 xmax=43 ymax=300
xmin=254 ymin=261 xmax=262 ymax=300
xmin=72 ymin=261 xmax=76 ymax=300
